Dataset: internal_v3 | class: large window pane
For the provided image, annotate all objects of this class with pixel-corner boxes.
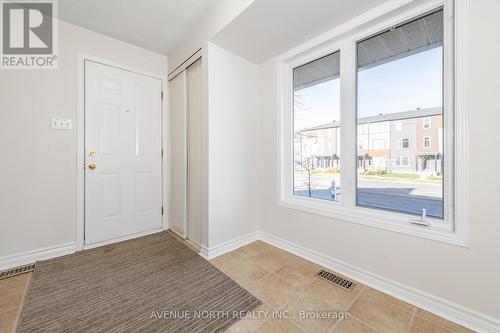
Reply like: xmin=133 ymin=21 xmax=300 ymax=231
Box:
xmin=293 ymin=52 xmax=341 ymax=201
xmin=356 ymin=10 xmax=444 ymax=218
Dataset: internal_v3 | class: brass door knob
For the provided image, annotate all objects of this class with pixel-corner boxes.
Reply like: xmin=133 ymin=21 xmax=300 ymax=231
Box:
xmin=88 ymin=163 xmax=96 ymax=170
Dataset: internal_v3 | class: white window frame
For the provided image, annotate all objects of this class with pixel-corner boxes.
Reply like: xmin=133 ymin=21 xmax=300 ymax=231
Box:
xmin=400 ymin=138 xmax=410 ymax=149
xmin=396 ymin=157 xmax=410 ymax=167
xmin=424 ymin=136 xmax=432 ymax=148
xmin=277 ymin=0 xmax=470 ymax=247
xmin=423 ymin=117 xmax=432 ymax=129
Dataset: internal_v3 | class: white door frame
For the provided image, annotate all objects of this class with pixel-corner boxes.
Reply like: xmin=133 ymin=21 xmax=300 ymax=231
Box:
xmin=76 ymin=53 xmax=169 ymax=251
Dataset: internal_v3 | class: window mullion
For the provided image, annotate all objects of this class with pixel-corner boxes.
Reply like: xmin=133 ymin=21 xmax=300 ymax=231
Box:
xmin=339 ymin=41 xmax=357 ymax=209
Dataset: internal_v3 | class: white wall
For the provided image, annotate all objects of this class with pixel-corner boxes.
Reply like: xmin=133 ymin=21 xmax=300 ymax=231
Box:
xmin=256 ymin=0 xmax=500 ymax=322
xmin=167 ymin=0 xmax=254 ymax=73
xmin=166 ymin=0 xmax=255 ymax=250
xmin=0 ymin=20 xmax=167 ymax=260
xmin=1 ymin=0 xmax=498 ymax=328
xmin=206 ymin=43 xmax=260 ymax=247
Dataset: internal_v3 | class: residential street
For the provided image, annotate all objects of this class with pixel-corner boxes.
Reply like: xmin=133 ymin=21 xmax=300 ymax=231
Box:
xmin=294 ymin=175 xmax=443 ymax=218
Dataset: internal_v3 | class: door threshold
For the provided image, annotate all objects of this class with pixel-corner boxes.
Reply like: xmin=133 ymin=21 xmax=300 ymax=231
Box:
xmin=83 ymin=228 xmax=165 ymax=250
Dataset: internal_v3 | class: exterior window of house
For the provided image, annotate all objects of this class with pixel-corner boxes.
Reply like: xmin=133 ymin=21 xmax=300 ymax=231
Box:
xmin=423 ymin=117 xmax=431 ymax=129
xmin=356 ymin=9 xmax=444 ymax=218
xmin=400 ymin=138 xmax=410 ymax=149
xmin=293 ymin=51 xmax=341 ymax=202
xmin=396 ymin=157 xmax=410 ymax=167
xmin=424 ymin=136 xmax=432 ymax=148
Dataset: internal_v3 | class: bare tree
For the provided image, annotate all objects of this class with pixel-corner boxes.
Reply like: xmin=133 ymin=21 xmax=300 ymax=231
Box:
xmin=296 ymin=157 xmax=319 ymax=197
xmin=294 ymin=92 xmax=308 ymax=111
xmin=295 ymin=92 xmax=318 ymax=197
xmin=293 ymin=92 xmax=310 ymax=123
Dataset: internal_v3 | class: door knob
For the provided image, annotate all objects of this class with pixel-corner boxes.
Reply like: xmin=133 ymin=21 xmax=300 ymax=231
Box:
xmin=88 ymin=163 xmax=96 ymax=170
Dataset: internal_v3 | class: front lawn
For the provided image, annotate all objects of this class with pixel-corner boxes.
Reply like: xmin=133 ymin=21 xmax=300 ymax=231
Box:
xmin=362 ymin=173 xmax=420 ymax=180
xmin=359 ymin=172 xmax=442 ymax=183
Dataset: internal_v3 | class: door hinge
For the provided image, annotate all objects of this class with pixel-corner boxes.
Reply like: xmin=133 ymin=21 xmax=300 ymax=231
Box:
xmin=161 ymin=148 xmax=164 ymax=158
xmin=161 ymin=206 xmax=164 ymax=215
xmin=161 ymin=91 xmax=164 ymax=100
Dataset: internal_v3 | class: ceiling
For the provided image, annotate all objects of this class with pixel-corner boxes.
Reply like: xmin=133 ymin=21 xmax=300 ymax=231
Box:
xmin=59 ymin=0 xmax=223 ymax=55
xmin=212 ymin=0 xmax=388 ymax=64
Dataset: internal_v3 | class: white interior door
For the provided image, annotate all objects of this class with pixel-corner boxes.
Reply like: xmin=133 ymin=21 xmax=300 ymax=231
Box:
xmin=187 ymin=59 xmax=203 ymax=245
xmin=169 ymin=71 xmax=187 ymax=237
xmin=84 ymin=61 xmax=162 ymax=245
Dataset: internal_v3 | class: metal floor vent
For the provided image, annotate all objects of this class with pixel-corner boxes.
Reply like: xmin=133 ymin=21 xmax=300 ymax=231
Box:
xmin=0 ymin=263 xmax=35 ymax=280
xmin=317 ymin=270 xmax=356 ymax=292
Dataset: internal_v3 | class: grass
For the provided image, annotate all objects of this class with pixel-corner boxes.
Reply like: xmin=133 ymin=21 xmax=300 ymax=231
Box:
xmin=361 ymin=173 xmax=420 ymax=180
xmin=295 ymin=169 xmax=443 ymax=184
xmin=360 ymin=173 xmax=442 ymax=183
xmin=424 ymin=176 xmax=444 ymax=183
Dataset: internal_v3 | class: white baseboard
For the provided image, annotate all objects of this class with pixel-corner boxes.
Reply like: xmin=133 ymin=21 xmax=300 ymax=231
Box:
xmin=199 ymin=245 xmax=210 ymax=259
xmin=3 ymin=231 xmax=498 ymax=332
xmin=0 ymin=243 xmax=76 ymax=271
xmin=258 ymin=231 xmax=500 ymax=333
xmin=1 ymin=228 xmax=166 ymax=271
xmin=200 ymin=232 xmax=259 ymax=260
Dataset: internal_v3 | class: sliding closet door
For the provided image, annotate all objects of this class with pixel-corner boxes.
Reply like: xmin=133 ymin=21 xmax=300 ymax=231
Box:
xmin=169 ymin=72 xmax=187 ymax=237
xmin=187 ymin=59 xmax=203 ymax=245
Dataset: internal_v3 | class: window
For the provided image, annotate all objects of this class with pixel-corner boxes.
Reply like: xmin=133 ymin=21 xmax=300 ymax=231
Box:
xmin=293 ymin=52 xmax=341 ymax=202
xmin=357 ymin=9 xmax=444 ymax=218
xmin=279 ymin=0 xmax=469 ymax=246
xmin=396 ymin=157 xmax=410 ymax=167
xmin=424 ymin=136 xmax=432 ymax=148
xmin=399 ymin=139 xmax=410 ymax=149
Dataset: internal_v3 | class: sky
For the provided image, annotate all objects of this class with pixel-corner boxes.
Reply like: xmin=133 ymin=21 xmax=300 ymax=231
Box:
xmin=294 ymin=47 xmax=443 ymax=131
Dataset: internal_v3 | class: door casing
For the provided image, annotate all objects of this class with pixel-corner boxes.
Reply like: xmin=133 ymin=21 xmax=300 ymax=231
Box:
xmin=76 ymin=53 xmax=168 ymax=251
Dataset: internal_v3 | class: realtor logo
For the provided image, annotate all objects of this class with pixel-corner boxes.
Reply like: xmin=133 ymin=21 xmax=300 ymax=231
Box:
xmin=1 ymin=0 xmax=58 ymax=69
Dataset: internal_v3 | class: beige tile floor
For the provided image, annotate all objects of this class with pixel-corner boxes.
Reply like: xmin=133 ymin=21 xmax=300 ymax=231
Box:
xmin=212 ymin=241 xmax=476 ymax=333
xmin=0 ymin=240 xmax=475 ymax=333
xmin=0 ymin=273 xmax=30 ymax=333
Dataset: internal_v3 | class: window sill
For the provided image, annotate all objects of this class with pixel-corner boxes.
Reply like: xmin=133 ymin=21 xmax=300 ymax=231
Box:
xmin=278 ymin=194 xmax=468 ymax=247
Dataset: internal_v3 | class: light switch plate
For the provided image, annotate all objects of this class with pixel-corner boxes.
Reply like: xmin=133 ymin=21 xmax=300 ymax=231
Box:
xmin=51 ymin=118 xmax=72 ymax=130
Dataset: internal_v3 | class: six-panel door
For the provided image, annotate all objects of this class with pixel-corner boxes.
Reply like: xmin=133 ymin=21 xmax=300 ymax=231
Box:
xmin=84 ymin=61 xmax=162 ymax=245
